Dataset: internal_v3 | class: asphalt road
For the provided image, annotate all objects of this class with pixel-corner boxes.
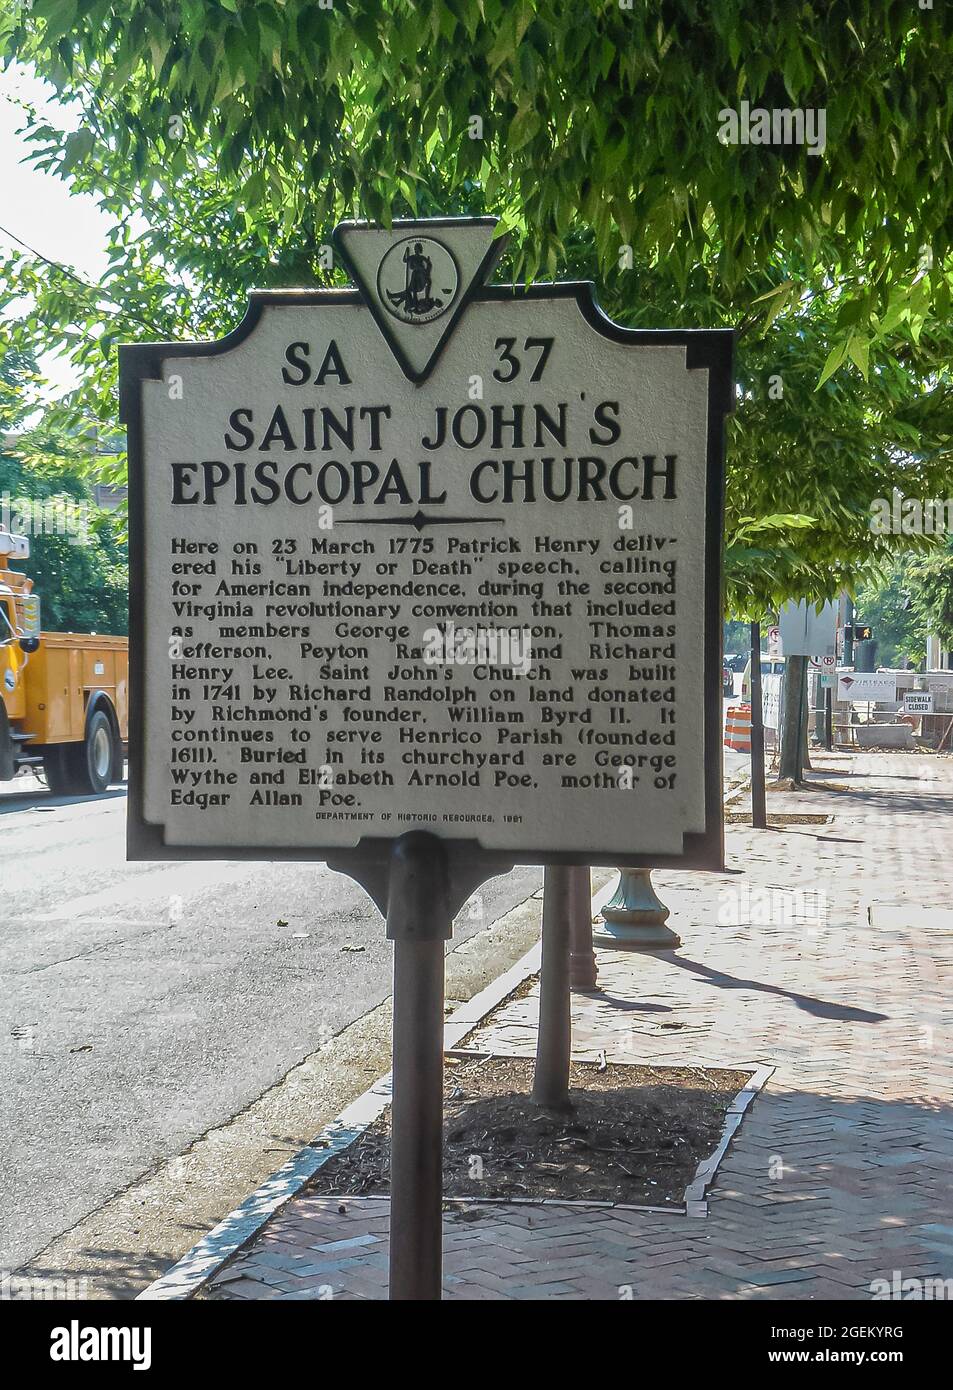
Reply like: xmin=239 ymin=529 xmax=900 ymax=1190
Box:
xmin=1 ymin=702 xmax=747 ymax=1273
xmin=0 ymin=774 xmax=541 ymax=1271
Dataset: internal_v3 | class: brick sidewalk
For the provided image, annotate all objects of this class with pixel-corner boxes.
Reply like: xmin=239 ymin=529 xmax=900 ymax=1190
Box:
xmin=204 ymin=753 xmax=953 ymax=1300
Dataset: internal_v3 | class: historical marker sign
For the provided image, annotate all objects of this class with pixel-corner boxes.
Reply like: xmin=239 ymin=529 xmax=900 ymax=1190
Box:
xmin=121 ymin=215 xmax=733 ymax=1303
xmin=121 ymin=218 xmax=732 ymax=871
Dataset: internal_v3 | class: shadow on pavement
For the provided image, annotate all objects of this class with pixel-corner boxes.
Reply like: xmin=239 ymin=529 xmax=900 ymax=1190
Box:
xmin=667 ymin=954 xmax=890 ymax=1024
xmin=0 ymin=784 xmax=127 ymax=815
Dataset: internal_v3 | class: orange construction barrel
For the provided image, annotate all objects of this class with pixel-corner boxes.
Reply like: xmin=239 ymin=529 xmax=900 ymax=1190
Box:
xmin=725 ymin=703 xmax=752 ymax=752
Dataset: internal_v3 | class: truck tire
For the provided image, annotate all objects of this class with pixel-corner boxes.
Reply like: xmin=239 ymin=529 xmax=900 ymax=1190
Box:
xmin=0 ymin=706 xmax=15 ymax=782
xmin=42 ymin=744 xmax=75 ymax=795
xmin=44 ymin=709 xmax=118 ymax=795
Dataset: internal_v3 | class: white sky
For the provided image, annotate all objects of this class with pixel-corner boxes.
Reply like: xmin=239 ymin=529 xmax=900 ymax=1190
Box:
xmin=0 ymin=63 xmax=114 ymax=395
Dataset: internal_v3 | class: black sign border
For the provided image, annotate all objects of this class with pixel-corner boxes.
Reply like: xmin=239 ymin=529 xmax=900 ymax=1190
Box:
xmin=120 ymin=280 xmax=733 ymax=892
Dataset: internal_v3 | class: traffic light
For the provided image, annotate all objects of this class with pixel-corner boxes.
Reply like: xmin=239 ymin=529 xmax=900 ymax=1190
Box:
xmin=845 ymin=624 xmax=873 ymax=642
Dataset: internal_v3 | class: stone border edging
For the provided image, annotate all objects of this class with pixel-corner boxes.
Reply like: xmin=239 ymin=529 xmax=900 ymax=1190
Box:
xmin=443 ymin=1048 xmax=774 ymax=1219
xmin=684 ymin=1063 xmax=774 ymax=1216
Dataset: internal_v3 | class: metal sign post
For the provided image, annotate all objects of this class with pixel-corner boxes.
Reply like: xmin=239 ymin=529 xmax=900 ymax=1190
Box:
xmin=532 ymin=866 xmax=573 ymax=1108
xmin=384 ymin=832 xmax=451 ymax=1300
xmin=568 ymin=865 xmax=598 ymax=992
xmin=825 ymin=684 xmax=833 ymax=750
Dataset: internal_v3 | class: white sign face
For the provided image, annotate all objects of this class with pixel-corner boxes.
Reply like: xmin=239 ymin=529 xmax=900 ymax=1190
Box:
xmin=903 ymin=691 xmax=933 ymax=714
xmin=122 ymin=219 xmax=731 ymax=866
xmin=778 ymin=599 xmax=838 ymax=658
xmin=766 ymin=625 xmax=781 ymax=657
xmin=837 ymin=671 xmax=897 ymax=703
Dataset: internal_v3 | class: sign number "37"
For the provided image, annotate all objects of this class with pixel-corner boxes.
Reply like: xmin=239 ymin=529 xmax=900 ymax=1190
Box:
xmin=492 ymin=336 xmax=555 ymax=383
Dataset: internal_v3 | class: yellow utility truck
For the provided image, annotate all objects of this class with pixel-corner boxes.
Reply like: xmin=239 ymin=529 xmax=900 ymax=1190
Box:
xmin=0 ymin=528 xmax=127 ymax=794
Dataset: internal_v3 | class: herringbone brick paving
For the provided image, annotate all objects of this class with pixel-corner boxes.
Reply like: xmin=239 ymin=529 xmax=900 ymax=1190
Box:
xmin=206 ymin=754 xmax=953 ymax=1299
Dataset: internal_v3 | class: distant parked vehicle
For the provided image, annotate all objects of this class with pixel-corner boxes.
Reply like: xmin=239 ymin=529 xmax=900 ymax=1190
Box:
xmin=1 ymin=529 xmax=127 ymax=794
xmin=722 ymin=662 xmax=734 ymax=696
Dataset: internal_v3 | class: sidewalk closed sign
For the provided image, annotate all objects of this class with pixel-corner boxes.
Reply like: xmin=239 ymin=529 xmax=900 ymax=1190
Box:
xmin=837 ymin=671 xmax=897 ymax=703
xmin=903 ymin=691 xmax=934 ymax=714
xmin=120 ymin=218 xmax=733 ymax=870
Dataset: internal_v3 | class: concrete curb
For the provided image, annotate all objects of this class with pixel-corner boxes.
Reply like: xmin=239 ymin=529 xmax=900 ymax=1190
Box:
xmin=137 ymin=936 xmax=542 ymax=1300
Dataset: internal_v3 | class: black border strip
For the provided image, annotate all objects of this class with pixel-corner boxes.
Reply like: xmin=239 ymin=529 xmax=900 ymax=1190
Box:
xmin=119 ymin=281 xmax=733 ymax=882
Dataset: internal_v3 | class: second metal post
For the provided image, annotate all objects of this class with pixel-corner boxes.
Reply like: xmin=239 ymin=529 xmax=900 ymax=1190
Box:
xmin=386 ymin=832 xmax=451 ymax=1301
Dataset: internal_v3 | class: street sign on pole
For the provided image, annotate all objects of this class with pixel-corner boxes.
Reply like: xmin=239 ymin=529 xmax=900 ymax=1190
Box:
xmin=810 ymin=653 xmax=836 ymax=690
xmin=120 ymin=217 xmax=733 ymax=1298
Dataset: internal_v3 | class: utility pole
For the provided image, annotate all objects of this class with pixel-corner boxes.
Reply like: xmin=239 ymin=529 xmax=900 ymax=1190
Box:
xmin=749 ymin=621 xmax=767 ymax=828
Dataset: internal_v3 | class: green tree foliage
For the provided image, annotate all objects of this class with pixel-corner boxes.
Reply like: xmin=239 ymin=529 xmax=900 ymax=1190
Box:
xmin=0 ymin=350 xmax=127 ymax=633
xmin=909 ymin=535 xmax=953 ymax=651
xmin=581 ymin=241 xmax=953 ymax=614
xmin=856 ymin=557 xmax=927 ymax=668
xmin=1 ymin=1 xmax=952 ymax=617
xmin=722 ymin=619 xmax=750 ymax=657
xmin=723 ymin=303 xmax=953 ymax=615
xmin=5 ymin=0 xmax=952 ymax=321
xmin=0 ymin=447 xmax=129 ymax=633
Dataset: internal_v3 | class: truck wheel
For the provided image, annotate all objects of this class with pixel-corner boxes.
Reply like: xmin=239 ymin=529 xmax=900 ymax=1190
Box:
xmin=111 ymin=733 xmax=126 ymax=785
xmin=77 ymin=709 xmax=118 ymax=794
xmin=0 ymin=707 xmax=15 ymax=782
xmin=42 ymin=745 xmax=75 ymax=795
xmin=44 ymin=710 xmax=118 ymax=795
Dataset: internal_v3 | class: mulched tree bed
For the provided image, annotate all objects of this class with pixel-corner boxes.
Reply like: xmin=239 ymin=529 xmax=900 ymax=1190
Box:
xmin=307 ymin=1055 xmax=753 ymax=1208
